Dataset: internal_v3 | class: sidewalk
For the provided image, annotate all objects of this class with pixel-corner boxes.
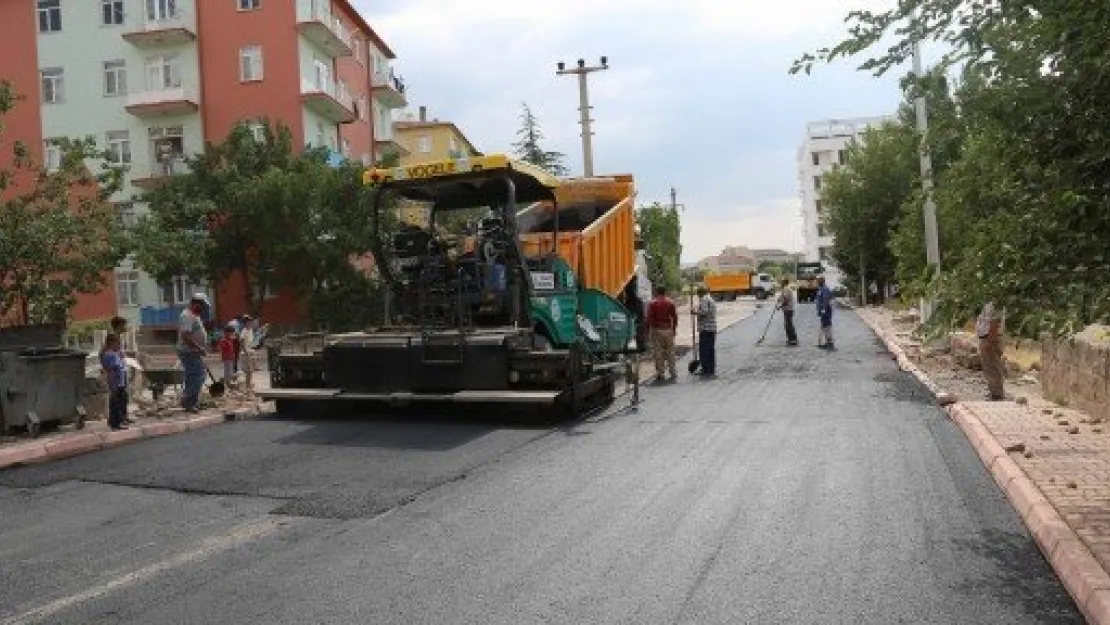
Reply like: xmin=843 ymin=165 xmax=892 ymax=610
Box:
xmin=858 ymin=306 xmax=1110 ymax=624
xmin=0 ymin=383 xmax=266 ymax=470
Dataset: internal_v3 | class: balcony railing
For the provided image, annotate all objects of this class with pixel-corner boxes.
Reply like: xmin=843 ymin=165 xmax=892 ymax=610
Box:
xmin=300 ymin=77 xmax=356 ymax=123
xmin=125 ymin=84 xmax=200 ymax=116
xmin=123 ymin=7 xmax=197 ymax=46
xmin=296 ymin=1 xmax=353 ymax=57
xmin=132 ymin=154 xmax=189 ymax=189
xmin=371 ymin=69 xmax=407 ymax=108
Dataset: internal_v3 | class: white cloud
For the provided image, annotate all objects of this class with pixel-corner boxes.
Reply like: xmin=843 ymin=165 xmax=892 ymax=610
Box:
xmin=681 ymin=198 xmax=803 ymax=262
xmin=355 ymin=0 xmax=896 ymax=265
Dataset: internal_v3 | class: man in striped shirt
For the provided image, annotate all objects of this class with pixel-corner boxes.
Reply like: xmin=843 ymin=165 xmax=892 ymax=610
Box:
xmin=692 ymin=285 xmax=717 ymax=377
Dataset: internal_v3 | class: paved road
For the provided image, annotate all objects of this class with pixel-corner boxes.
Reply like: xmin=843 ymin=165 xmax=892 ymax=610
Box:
xmin=0 ymin=306 xmax=1082 ymax=624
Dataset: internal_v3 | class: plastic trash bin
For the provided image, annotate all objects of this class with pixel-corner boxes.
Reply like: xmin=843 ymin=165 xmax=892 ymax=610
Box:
xmin=0 ymin=347 xmax=88 ymax=437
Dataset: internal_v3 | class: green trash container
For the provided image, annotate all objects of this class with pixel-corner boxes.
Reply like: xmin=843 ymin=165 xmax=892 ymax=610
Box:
xmin=0 ymin=347 xmax=88 ymax=437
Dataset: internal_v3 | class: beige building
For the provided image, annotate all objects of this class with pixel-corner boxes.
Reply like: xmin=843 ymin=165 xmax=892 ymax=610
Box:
xmin=753 ymin=248 xmax=804 ymax=265
xmin=698 ymin=246 xmax=756 ymax=273
xmin=394 ymin=106 xmax=481 ymax=165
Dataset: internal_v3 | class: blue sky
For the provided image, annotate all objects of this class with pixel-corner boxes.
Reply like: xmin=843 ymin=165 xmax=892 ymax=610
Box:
xmin=354 ymin=0 xmax=903 ymax=262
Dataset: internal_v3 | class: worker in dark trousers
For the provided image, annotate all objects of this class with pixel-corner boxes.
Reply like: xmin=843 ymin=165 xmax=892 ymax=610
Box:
xmin=692 ymin=285 xmax=717 ymax=377
xmin=776 ymin=278 xmax=798 ymax=346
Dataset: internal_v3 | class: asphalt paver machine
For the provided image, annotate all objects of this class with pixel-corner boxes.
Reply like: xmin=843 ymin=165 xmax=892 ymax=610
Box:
xmin=259 ymin=155 xmax=638 ymax=419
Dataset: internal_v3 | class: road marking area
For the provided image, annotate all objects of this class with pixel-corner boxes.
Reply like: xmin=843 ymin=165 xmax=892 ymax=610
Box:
xmin=2 ymin=517 xmax=284 ymax=625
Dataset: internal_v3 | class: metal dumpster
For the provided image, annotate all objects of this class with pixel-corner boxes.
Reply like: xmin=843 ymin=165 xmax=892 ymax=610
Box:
xmin=0 ymin=346 xmax=88 ymax=437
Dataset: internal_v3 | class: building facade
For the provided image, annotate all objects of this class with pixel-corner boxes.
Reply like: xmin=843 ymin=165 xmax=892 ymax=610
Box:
xmin=393 ymin=106 xmax=481 ymax=165
xmin=4 ymin=0 xmax=404 ymax=329
xmin=796 ymin=116 xmax=894 ymax=287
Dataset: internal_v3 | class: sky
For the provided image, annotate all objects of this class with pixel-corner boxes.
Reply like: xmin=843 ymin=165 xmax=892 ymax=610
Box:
xmin=353 ymin=0 xmax=904 ymax=262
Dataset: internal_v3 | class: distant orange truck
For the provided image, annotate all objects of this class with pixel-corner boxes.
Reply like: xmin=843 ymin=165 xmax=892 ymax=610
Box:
xmin=703 ymin=271 xmax=776 ymax=301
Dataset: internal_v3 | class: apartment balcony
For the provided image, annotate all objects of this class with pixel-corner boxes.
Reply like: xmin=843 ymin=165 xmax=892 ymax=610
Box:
xmin=122 ymin=9 xmax=197 ymax=47
xmin=125 ymin=85 xmax=200 ymax=117
xmin=371 ymin=69 xmax=407 ymax=108
xmin=373 ymin=138 xmax=408 ymax=159
xmin=296 ymin=4 xmax=353 ymax=57
xmin=132 ymin=155 xmax=189 ymax=190
xmin=301 ymin=78 xmax=357 ymax=123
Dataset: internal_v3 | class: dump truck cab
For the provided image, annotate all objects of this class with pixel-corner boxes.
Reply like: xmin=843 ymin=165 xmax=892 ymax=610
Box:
xmin=795 ymin=262 xmax=825 ymax=302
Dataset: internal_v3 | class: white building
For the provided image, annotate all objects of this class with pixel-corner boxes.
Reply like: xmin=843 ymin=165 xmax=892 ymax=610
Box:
xmin=797 ymin=116 xmax=895 ymax=287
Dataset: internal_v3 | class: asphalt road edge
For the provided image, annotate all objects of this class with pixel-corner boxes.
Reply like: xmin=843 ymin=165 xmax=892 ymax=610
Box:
xmin=856 ymin=308 xmax=1110 ymax=625
xmin=0 ymin=408 xmax=260 ymax=472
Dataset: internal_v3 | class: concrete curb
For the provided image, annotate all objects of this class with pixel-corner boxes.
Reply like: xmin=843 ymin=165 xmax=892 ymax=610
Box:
xmin=856 ymin=309 xmax=1110 ymax=625
xmin=0 ymin=407 xmax=259 ymax=472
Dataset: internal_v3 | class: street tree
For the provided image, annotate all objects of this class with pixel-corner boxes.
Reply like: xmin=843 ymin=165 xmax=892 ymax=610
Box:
xmin=0 ymin=80 xmax=128 ymax=324
xmin=792 ymin=0 xmax=1110 ymax=334
xmin=636 ymin=203 xmax=682 ymax=293
xmin=511 ymin=103 xmax=569 ymax=176
xmin=132 ymin=120 xmax=377 ymax=319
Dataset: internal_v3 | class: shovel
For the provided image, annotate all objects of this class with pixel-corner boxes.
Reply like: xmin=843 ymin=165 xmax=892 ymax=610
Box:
xmin=687 ymin=291 xmax=701 ymax=374
xmin=205 ymin=362 xmax=226 ymax=398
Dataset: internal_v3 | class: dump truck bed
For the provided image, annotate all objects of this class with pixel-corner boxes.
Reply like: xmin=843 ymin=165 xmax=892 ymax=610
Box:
xmin=517 ymin=175 xmax=636 ymax=299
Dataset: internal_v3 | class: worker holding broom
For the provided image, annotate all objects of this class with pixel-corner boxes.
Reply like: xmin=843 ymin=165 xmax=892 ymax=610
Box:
xmin=776 ymin=278 xmax=798 ymax=346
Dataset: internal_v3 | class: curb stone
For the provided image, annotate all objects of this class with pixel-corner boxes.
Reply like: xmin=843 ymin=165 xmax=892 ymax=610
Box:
xmin=857 ymin=309 xmax=1110 ymax=625
xmin=0 ymin=407 xmax=260 ymax=471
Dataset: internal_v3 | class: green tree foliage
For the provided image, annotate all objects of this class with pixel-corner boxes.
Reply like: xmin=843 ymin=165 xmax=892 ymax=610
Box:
xmin=636 ymin=203 xmax=682 ymax=293
xmin=793 ymin=0 xmax=1110 ymax=336
xmin=0 ymin=80 xmax=128 ymax=324
xmin=820 ymin=122 xmax=916 ymax=290
xmin=511 ymin=103 xmax=569 ymax=176
xmin=133 ymin=120 xmax=379 ymax=321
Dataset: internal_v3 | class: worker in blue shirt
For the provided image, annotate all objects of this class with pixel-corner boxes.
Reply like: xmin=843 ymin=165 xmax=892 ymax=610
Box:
xmin=815 ymin=276 xmax=835 ymax=351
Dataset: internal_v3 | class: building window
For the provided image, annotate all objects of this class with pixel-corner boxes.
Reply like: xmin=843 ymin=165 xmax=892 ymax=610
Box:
xmin=149 ymin=125 xmax=184 ymax=175
xmin=37 ymin=0 xmax=62 ymax=33
xmin=116 ymin=270 xmax=140 ymax=307
xmin=41 ymin=68 xmax=64 ymax=104
xmin=248 ymin=122 xmax=265 ymax=142
xmin=838 ymin=149 xmax=848 ymax=165
xmin=815 ymin=199 xmax=822 ymax=215
xmin=238 ymin=0 xmax=261 ymax=10
xmin=146 ymin=0 xmax=178 ymax=21
xmin=361 ymin=153 xmax=372 ymax=166
xmin=145 ymin=54 xmax=182 ymax=90
xmin=160 ymin=276 xmax=197 ymax=306
xmin=103 ymin=60 xmax=127 ymax=96
xmin=418 ymin=135 xmax=431 ymax=153
xmin=240 ymin=45 xmax=263 ymax=82
xmin=342 ymin=139 xmax=351 ymax=156
xmin=43 ymin=139 xmax=62 ymax=172
xmin=817 ymin=222 xmax=827 ymax=238
xmin=449 ymin=136 xmax=458 ymax=153
xmin=106 ymin=131 xmax=132 ymax=165
xmin=102 ymin=0 xmax=124 ymax=25
xmin=116 ymin=202 xmax=138 ymax=228
xmin=314 ymin=122 xmax=325 ymax=148
xmin=819 ymin=247 xmax=831 ymax=262
xmin=813 ymin=175 xmax=821 ymax=191
xmin=811 ymin=151 xmax=819 ymax=166
xmin=352 ymin=39 xmax=362 ymax=64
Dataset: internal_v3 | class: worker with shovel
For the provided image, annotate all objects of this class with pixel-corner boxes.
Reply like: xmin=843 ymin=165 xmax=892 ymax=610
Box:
xmin=776 ymin=277 xmax=798 ymax=346
xmin=691 ymin=285 xmax=717 ymax=377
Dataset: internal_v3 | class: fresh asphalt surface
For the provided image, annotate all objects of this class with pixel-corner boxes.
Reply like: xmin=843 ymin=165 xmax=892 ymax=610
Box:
xmin=0 ymin=304 xmax=1084 ymax=624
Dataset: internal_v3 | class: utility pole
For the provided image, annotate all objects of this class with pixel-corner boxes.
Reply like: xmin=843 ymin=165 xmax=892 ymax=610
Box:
xmin=556 ymin=56 xmax=609 ymax=177
xmin=913 ymin=37 xmax=941 ymax=321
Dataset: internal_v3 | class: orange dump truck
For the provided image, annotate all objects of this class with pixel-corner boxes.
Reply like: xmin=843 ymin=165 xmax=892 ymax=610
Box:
xmin=517 ymin=174 xmax=640 ymax=302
